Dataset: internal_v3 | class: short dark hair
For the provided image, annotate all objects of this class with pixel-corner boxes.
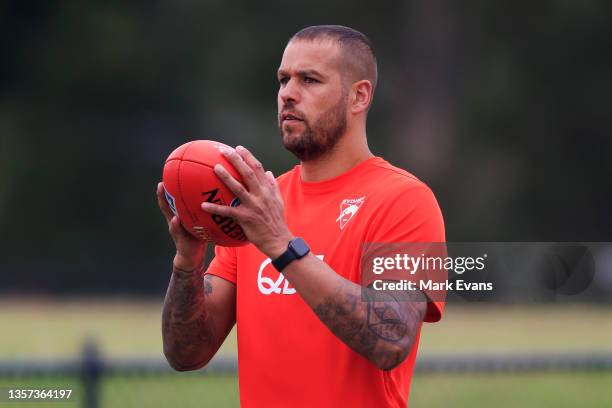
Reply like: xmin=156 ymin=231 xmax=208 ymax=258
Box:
xmin=290 ymin=25 xmax=378 ymax=92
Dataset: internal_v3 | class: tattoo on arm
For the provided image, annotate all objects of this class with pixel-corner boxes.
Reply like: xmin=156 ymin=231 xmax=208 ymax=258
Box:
xmin=203 ymin=274 xmax=213 ymax=294
xmin=366 ymin=294 xmax=409 ymax=342
xmin=162 ymin=267 xmax=218 ymax=370
xmin=313 ymin=281 xmax=426 ymax=370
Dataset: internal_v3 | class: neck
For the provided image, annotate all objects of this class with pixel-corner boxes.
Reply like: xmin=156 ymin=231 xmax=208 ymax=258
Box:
xmin=300 ymin=127 xmax=373 ymax=182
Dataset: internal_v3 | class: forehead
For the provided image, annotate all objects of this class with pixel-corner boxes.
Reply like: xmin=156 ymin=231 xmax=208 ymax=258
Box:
xmin=278 ymin=39 xmax=341 ymax=75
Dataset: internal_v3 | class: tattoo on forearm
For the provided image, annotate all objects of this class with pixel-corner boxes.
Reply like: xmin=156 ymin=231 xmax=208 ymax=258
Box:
xmin=313 ymin=281 xmax=425 ymax=370
xmin=162 ymin=266 xmax=217 ymax=369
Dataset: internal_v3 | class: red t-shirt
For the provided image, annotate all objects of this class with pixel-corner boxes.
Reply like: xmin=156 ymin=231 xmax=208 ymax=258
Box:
xmin=206 ymin=156 xmax=445 ymax=408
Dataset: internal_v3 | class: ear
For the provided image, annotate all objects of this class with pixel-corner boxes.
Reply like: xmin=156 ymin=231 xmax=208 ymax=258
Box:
xmin=350 ymin=80 xmax=373 ymax=115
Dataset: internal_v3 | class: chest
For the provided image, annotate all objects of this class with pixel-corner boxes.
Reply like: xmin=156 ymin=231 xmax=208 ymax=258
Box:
xmin=234 ymin=183 xmax=386 ymax=304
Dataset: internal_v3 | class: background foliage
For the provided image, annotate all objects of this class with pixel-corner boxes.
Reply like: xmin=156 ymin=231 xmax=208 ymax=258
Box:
xmin=1 ymin=1 xmax=610 ymax=293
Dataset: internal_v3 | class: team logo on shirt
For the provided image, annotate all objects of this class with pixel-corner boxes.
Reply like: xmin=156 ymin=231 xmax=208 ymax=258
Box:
xmin=257 ymin=258 xmax=296 ymax=295
xmin=336 ymin=196 xmax=365 ymax=230
xmin=257 ymin=255 xmax=324 ymax=295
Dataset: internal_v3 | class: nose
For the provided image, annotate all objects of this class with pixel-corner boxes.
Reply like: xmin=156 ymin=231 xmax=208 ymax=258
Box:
xmin=278 ymin=78 xmax=300 ymax=105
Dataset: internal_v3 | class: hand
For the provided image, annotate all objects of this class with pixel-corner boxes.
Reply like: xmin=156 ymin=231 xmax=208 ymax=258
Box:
xmin=200 ymin=146 xmax=293 ymax=259
xmin=157 ymin=182 xmax=206 ymax=271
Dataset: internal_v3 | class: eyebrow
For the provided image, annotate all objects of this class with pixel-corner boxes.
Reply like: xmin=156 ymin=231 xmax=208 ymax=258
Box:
xmin=277 ymin=69 xmax=325 ymax=79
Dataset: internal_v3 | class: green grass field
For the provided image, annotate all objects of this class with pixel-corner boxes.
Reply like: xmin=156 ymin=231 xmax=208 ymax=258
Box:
xmin=2 ymin=372 xmax=611 ymax=408
xmin=1 ymin=299 xmax=611 ymax=407
xmin=3 ymin=300 xmax=611 ymax=357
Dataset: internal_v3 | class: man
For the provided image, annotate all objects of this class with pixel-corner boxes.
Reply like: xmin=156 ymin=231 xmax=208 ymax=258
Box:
xmin=157 ymin=25 xmax=445 ymax=407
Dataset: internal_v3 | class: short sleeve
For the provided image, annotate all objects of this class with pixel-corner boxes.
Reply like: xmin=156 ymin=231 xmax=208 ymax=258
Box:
xmin=205 ymin=245 xmax=238 ymax=284
xmin=365 ymin=183 xmax=446 ymax=323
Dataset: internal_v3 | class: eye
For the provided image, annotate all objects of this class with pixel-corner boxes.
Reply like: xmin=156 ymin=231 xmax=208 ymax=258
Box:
xmin=304 ymin=77 xmax=318 ymax=84
xmin=278 ymin=76 xmax=289 ymax=86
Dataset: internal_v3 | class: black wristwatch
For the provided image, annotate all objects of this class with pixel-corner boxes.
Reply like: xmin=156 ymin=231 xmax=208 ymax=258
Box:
xmin=272 ymin=237 xmax=310 ymax=272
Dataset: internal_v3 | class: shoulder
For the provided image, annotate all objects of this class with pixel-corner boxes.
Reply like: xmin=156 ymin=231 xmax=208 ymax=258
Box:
xmin=363 ymin=159 xmax=445 ymax=242
xmin=363 ymin=159 xmax=444 ymax=233
xmin=367 ymin=158 xmax=436 ymax=201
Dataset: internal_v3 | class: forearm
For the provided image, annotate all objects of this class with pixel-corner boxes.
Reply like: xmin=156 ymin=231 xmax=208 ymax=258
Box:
xmin=282 ymin=254 xmax=426 ymax=370
xmin=162 ymin=266 xmax=217 ymax=370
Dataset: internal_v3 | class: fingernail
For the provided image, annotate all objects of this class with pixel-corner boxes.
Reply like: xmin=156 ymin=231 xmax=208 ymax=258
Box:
xmin=236 ymin=145 xmax=245 ymax=152
xmin=214 ymin=164 xmax=223 ymax=173
xmin=201 ymin=202 xmax=210 ymax=209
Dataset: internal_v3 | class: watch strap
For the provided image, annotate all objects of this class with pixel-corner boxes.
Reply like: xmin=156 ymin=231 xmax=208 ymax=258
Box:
xmin=272 ymin=237 xmax=310 ymax=272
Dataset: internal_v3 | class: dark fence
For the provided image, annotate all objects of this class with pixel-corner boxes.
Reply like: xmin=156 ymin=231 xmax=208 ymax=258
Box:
xmin=1 ymin=341 xmax=611 ymax=408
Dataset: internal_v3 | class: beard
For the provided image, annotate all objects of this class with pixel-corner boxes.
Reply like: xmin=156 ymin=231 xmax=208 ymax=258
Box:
xmin=278 ymin=95 xmax=348 ymax=162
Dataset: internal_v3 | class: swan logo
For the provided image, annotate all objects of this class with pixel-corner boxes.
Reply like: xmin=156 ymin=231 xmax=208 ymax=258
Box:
xmin=336 ymin=196 xmax=365 ymax=230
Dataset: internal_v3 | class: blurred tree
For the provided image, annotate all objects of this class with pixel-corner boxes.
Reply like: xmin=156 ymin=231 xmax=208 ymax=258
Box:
xmin=0 ymin=1 xmax=610 ymax=294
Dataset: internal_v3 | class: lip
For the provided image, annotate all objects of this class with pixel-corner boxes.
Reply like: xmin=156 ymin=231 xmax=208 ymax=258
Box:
xmin=282 ymin=119 xmax=303 ymax=125
xmin=281 ymin=112 xmax=303 ymax=122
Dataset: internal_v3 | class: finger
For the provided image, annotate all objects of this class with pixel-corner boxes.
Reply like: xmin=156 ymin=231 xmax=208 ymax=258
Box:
xmin=266 ymin=170 xmax=282 ymax=198
xmin=265 ymin=170 xmax=282 ymax=201
xmin=169 ymin=215 xmax=187 ymax=237
xmin=201 ymin=201 xmax=241 ymax=220
xmin=221 ymin=148 xmax=261 ymax=193
xmin=168 ymin=215 xmax=198 ymax=241
xmin=266 ymin=170 xmax=274 ymax=187
xmin=214 ymin=164 xmax=253 ymax=205
xmin=157 ymin=182 xmax=174 ymax=223
xmin=235 ymin=145 xmax=266 ymax=183
xmin=265 ymin=170 xmax=275 ymax=188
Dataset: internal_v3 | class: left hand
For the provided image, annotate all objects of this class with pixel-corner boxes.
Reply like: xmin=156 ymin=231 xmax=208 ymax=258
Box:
xmin=201 ymin=145 xmax=293 ymax=259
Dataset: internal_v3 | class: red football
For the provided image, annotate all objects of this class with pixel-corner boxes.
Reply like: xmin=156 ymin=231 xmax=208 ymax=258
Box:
xmin=162 ymin=140 xmax=248 ymax=246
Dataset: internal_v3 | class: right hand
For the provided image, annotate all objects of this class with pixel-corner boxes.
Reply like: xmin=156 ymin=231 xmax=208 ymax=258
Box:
xmin=157 ymin=182 xmax=206 ymax=272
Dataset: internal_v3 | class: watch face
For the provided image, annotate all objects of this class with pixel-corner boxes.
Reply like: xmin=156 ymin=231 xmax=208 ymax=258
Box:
xmin=290 ymin=238 xmax=310 ymax=257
